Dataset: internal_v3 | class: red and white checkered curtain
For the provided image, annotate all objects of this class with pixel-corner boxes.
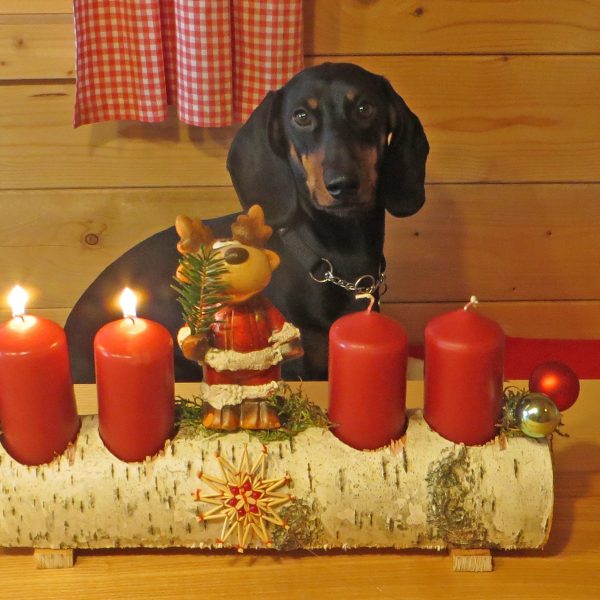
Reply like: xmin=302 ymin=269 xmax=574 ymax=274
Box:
xmin=73 ymin=0 xmax=304 ymax=127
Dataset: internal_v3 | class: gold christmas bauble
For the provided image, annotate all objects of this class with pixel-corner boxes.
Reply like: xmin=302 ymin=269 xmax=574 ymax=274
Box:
xmin=516 ymin=393 xmax=561 ymax=438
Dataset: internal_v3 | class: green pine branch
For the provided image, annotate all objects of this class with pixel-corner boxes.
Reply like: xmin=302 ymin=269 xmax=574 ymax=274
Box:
xmin=172 ymin=246 xmax=229 ymax=335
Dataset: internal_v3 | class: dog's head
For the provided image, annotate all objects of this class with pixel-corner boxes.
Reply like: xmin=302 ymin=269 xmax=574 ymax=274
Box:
xmin=227 ymin=63 xmax=429 ymax=227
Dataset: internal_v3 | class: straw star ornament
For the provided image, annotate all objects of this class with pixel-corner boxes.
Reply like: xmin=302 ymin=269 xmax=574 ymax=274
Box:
xmin=194 ymin=446 xmax=294 ymax=552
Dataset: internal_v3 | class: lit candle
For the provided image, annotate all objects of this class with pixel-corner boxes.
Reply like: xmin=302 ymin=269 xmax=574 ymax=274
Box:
xmin=0 ymin=286 xmax=79 ymax=465
xmin=328 ymin=295 xmax=408 ymax=450
xmin=94 ymin=288 xmax=175 ymax=462
xmin=424 ymin=296 xmax=504 ymax=445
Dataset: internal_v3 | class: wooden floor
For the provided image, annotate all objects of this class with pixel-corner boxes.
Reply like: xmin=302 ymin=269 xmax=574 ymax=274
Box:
xmin=0 ymin=380 xmax=599 ymax=599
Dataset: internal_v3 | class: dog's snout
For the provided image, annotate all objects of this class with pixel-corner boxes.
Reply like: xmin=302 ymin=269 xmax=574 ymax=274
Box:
xmin=325 ymin=175 xmax=360 ymax=200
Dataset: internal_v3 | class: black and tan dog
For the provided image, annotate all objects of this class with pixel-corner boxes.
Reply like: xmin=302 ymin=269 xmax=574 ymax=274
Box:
xmin=65 ymin=62 xmax=429 ymax=382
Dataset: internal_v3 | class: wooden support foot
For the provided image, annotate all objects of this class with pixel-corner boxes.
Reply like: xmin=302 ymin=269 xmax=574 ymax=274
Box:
xmin=33 ymin=548 xmax=74 ymax=569
xmin=450 ymin=548 xmax=493 ymax=572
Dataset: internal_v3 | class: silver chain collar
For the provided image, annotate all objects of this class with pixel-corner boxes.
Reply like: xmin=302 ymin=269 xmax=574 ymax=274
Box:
xmin=309 ymin=258 xmax=388 ymax=296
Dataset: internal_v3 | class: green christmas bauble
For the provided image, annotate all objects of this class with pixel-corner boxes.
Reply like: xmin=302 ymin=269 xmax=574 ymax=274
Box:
xmin=516 ymin=393 xmax=561 ymax=438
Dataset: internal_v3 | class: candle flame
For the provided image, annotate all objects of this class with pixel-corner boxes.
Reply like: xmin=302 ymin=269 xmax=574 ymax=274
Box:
xmin=8 ymin=285 xmax=28 ymax=317
xmin=119 ymin=287 xmax=137 ymax=319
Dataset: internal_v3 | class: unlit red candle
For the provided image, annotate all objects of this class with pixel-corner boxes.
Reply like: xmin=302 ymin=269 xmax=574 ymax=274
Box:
xmin=0 ymin=286 xmax=79 ymax=466
xmin=94 ymin=288 xmax=175 ymax=462
xmin=424 ymin=296 xmax=505 ymax=445
xmin=329 ymin=300 xmax=408 ymax=450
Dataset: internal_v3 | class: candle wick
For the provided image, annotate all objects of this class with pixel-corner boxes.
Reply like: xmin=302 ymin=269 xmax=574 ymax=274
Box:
xmin=464 ymin=295 xmax=479 ymax=311
xmin=355 ymin=292 xmax=376 ymax=312
xmin=127 ymin=316 xmax=136 ymax=325
xmin=15 ymin=314 xmax=25 ymax=322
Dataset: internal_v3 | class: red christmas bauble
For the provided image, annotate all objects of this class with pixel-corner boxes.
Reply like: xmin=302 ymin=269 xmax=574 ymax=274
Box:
xmin=528 ymin=361 xmax=580 ymax=412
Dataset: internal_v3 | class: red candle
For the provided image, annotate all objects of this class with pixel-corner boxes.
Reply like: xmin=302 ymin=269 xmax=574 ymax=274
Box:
xmin=424 ymin=296 xmax=504 ymax=445
xmin=94 ymin=288 xmax=174 ymax=462
xmin=329 ymin=299 xmax=408 ymax=450
xmin=0 ymin=286 xmax=79 ymax=465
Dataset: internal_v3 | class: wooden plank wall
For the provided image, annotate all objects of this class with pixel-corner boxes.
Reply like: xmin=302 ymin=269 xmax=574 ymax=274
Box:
xmin=1 ymin=0 xmax=600 ymax=346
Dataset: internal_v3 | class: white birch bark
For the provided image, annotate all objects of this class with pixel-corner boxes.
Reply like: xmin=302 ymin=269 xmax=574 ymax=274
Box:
xmin=0 ymin=410 xmax=553 ymax=551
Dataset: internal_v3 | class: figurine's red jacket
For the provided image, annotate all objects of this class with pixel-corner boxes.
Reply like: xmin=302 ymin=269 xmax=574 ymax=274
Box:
xmin=203 ymin=295 xmax=286 ymax=386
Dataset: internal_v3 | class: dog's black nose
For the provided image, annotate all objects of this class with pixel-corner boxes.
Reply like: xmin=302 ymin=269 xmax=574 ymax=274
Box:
xmin=325 ymin=176 xmax=360 ymax=200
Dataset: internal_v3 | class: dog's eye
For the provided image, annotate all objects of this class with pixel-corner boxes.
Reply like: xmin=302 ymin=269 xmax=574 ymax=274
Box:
xmin=292 ymin=109 xmax=312 ymax=127
xmin=357 ymin=102 xmax=375 ymax=119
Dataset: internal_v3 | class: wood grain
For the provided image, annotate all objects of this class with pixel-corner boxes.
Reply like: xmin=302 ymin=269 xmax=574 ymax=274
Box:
xmin=4 ymin=0 xmax=600 ymax=81
xmin=0 ymin=84 xmax=236 ymax=189
xmin=0 ymin=187 xmax=239 ymax=307
xmin=0 ymin=380 xmax=598 ymax=600
xmin=0 ymin=1 xmax=71 ymax=14
xmin=1 ymin=185 xmax=600 ymax=344
xmin=33 ymin=549 xmax=74 ymax=570
xmin=305 ymin=0 xmax=600 ymax=55
xmin=2 ymin=184 xmax=599 ymax=309
xmin=384 ymin=183 xmax=600 ymax=302
xmin=2 ymin=55 xmax=600 ymax=189
xmin=382 ymin=301 xmax=600 ymax=346
xmin=0 ymin=17 xmax=74 ymax=80
xmin=450 ymin=549 xmax=493 ymax=572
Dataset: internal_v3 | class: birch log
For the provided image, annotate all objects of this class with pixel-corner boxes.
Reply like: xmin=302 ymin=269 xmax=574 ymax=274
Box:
xmin=0 ymin=410 xmax=553 ymax=551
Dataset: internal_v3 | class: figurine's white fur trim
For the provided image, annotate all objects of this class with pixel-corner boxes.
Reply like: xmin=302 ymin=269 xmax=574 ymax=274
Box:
xmin=205 ymin=346 xmax=284 ymax=371
xmin=177 ymin=325 xmax=191 ymax=348
xmin=199 ymin=381 xmax=280 ymax=409
xmin=178 ymin=322 xmax=300 ymax=372
xmin=268 ymin=322 xmax=301 ymax=345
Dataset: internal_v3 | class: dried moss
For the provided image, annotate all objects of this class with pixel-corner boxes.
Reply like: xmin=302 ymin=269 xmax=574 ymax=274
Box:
xmin=260 ymin=383 xmax=332 ymax=440
xmin=271 ymin=499 xmax=325 ymax=550
xmin=499 ymin=386 xmax=531 ymax=438
xmin=425 ymin=448 xmax=489 ymax=547
xmin=174 ymin=396 xmax=224 ymax=440
xmin=175 ymin=383 xmax=332 ymax=443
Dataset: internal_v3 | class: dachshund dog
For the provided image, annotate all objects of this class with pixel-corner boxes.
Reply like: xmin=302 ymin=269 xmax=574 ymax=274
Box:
xmin=65 ymin=62 xmax=428 ymax=382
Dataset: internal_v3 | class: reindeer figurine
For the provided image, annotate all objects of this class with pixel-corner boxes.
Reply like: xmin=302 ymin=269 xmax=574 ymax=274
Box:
xmin=175 ymin=205 xmax=303 ymax=431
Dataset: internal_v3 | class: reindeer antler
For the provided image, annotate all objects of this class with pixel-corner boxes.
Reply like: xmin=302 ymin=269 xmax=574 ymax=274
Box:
xmin=231 ymin=205 xmax=273 ymax=248
xmin=175 ymin=215 xmax=215 ymax=255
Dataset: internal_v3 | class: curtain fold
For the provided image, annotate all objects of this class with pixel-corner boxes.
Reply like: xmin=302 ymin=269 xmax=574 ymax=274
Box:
xmin=73 ymin=0 xmax=303 ymax=127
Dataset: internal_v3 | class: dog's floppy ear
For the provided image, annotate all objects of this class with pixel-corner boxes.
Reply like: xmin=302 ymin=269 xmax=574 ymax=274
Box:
xmin=378 ymin=77 xmax=429 ymax=217
xmin=226 ymin=91 xmax=298 ymax=228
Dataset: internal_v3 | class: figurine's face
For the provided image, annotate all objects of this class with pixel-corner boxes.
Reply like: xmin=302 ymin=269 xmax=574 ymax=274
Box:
xmin=214 ymin=240 xmax=280 ymax=303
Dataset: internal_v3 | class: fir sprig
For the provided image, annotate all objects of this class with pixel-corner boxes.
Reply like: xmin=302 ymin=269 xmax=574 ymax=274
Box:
xmin=172 ymin=246 xmax=229 ymax=335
